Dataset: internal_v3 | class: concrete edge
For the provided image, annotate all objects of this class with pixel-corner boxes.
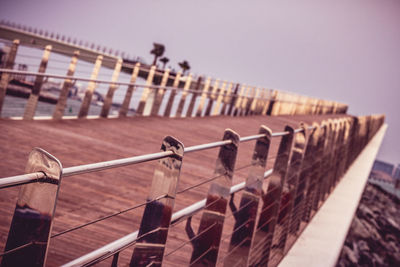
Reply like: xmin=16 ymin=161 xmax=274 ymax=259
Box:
xmin=278 ymin=124 xmax=388 ymax=267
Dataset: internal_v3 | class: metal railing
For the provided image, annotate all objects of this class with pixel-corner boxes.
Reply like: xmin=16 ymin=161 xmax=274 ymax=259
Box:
xmin=0 ymin=113 xmax=384 ymax=266
xmin=0 ymin=38 xmax=348 ymax=120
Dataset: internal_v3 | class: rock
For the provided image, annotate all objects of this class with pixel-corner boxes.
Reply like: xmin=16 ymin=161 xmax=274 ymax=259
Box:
xmin=336 ymin=184 xmax=400 ymax=267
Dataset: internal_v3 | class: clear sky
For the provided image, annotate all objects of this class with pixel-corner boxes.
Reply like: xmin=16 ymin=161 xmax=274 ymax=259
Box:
xmin=1 ymin=0 xmax=399 ymax=165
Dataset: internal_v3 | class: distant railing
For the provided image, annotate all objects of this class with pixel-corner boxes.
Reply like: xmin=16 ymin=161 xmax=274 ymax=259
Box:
xmin=0 ymin=39 xmax=348 ymax=120
xmin=0 ymin=114 xmax=384 ymax=266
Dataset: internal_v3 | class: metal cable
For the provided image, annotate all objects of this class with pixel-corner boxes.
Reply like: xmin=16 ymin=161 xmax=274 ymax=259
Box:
xmin=51 ymin=193 xmax=169 ymax=238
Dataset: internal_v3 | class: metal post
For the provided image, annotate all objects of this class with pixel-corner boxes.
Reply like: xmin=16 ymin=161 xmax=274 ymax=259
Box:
xmin=224 ymin=126 xmax=272 ymax=267
xmin=0 ymin=39 xmax=19 ymax=115
xmin=220 ymin=82 xmax=233 ymax=115
xmin=78 ymin=55 xmax=103 ymax=118
xmin=186 ymin=76 xmax=203 ymax=117
xmin=249 ymin=87 xmax=260 ymax=115
xmin=100 ymin=58 xmax=122 ymax=117
xmin=174 ymin=73 xmax=192 ymax=117
xmin=195 ymin=77 xmax=211 ymax=117
xmin=52 ymin=51 xmax=79 ymax=120
xmin=266 ymin=90 xmax=277 ymax=116
xmin=290 ymin=122 xmax=319 ymax=231
xmin=226 ymin=83 xmax=240 ymax=116
xmin=23 ymin=45 xmax=52 ymax=120
xmin=150 ymin=68 xmax=170 ymax=116
xmin=130 ymin=136 xmax=184 ymax=267
xmin=137 ymin=65 xmax=156 ymax=116
xmin=119 ymin=62 xmax=140 ymax=117
xmin=1 ymin=148 xmax=62 ymax=267
xmin=241 ymin=86 xmax=252 ymax=116
xmin=212 ymin=81 xmax=227 ymax=116
xmin=163 ymin=71 xmax=182 ymax=117
xmin=232 ymin=84 xmax=246 ymax=116
xmin=270 ymin=125 xmax=306 ymax=265
xmin=248 ymin=126 xmax=294 ymax=267
xmin=204 ymin=79 xmax=220 ymax=117
xmin=188 ymin=129 xmax=240 ymax=266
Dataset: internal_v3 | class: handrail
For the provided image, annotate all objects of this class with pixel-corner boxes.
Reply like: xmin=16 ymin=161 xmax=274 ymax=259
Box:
xmin=61 ymin=169 xmax=274 ymax=267
xmin=0 ymin=69 xmax=347 ymax=107
xmin=0 ymin=128 xmax=310 ymax=189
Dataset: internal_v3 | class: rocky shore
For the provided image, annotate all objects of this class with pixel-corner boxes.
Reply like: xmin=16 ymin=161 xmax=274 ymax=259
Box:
xmin=336 ymin=183 xmax=400 ymax=267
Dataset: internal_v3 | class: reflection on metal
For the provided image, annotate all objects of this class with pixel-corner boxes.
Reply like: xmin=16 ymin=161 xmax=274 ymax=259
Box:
xmin=175 ymin=73 xmax=192 ymax=117
xmin=297 ymin=123 xmax=320 ymax=224
xmin=53 ymin=51 xmax=79 ymax=120
xmin=224 ymin=126 xmax=272 ymax=267
xmin=137 ymin=65 xmax=156 ymax=116
xmin=119 ymin=62 xmax=140 ymax=117
xmin=23 ymin=45 xmax=52 ymax=120
xmin=212 ymin=81 xmax=228 ymax=116
xmin=221 ymin=82 xmax=234 ymax=115
xmin=188 ymin=129 xmax=240 ymax=266
xmin=0 ymin=39 xmax=19 ymax=115
xmin=130 ymin=136 xmax=184 ymax=267
xmin=151 ymin=68 xmax=170 ymax=116
xmin=78 ymin=55 xmax=103 ymax=118
xmin=204 ymin=79 xmax=220 ymax=117
xmin=100 ymin=58 xmax=123 ymax=117
xmin=186 ymin=76 xmax=203 ymax=117
xmin=227 ymin=83 xmax=240 ymax=116
xmin=233 ymin=84 xmax=246 ymax=116
xmin=249 ymin=125 xmax=294 ymax=267
xmin=163 ymin=71 xmax=182 ymax=117
xmin=1 ymin=148 xmax=62 ymax=267
xmin=195 ymin=77 xmax=211 ymax=117
xmin=271 ymin=124 xmax=307 ymax=263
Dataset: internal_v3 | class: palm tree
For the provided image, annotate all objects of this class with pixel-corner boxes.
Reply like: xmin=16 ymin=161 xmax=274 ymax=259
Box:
xmin=150 ymin=43 xmax=165 ymax=66
xmin=160 ymin=57 xmax=169 ymax=69
xmin=178 ymin=60 xmax=190 ymax=75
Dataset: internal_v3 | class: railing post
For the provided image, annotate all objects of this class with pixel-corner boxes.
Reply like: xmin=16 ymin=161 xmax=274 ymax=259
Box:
xmin=174 ymin=73 xmax=192 ymax=117
xmin=100 ymin=58 xmax=122 ymax=117
xmin=223 ymin=126 xmax=272 ymax=267
xmin=78 ymin=55 xmax=103 ymax=118
xmin=270 ymin=124 xmax=307 ymax=265
xmin=232 ymin=84 xmax=246 ymax=116
xmin=1 ymin=148 xmax=62 ymax=267
xmin=185 ymin=76 xmax=202 ymax=117
xmin=136 ymin=65 xmax=156 ymax=116
xmin=249 ymin=87 xmax=260 ymax=115
xmin=212 ymin=81 xmax=227 ymax=116
xmin=23 ymin=45 xmax=52 ymax=120
xmin=129 ymin=136 xmax=184 ymax=267
xmin=163 ymin=71 xmax=182 ymax=117
xmin=266 ymin=90 xmax=277 ymax=116
xmin=188 ymin=129 xmax=240 ymax=266
xmin=204 ymin=79 xmax=220 ymax=117
xmin=290 ymin=122 xmax=320 ymax=231
xmin=0 ymin=39 xmax=19 ymax=115
xmin=241 ymin=86 xmax=253 ymax=116
xmin=195 ymin=77 xmax=211 ymax=117
xmin=220 ymin=82 xmax=233 ymax=115
xmin=226 ymin=83 xmax=239 ymax=116
xmin=52 ymin=51 xmax=79 ymax=120
xmin=150 ymin=68 xmax=170 ymax=116
xmin=119 ymin=62 xmax=140 ymax=117
xmin=248 ymin=126 xmax=294 ymax=267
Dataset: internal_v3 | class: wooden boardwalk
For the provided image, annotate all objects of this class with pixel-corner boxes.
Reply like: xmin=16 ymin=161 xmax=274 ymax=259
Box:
xmin=0 ymin=114 xmax=347 ymax=266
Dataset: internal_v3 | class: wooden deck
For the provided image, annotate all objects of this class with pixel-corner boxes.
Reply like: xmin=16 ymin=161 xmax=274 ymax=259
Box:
xmin=0 ymin=114 xmax=348 ymax=266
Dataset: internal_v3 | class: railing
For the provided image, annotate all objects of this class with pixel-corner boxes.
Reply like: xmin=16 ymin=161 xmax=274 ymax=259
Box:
xmin=0 ymin=113 xmax=384 ymax=266
xmin=0 ymin=38 xmax=348 ymax=120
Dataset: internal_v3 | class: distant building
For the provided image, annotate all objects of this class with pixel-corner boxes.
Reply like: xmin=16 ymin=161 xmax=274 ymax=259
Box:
xmin=372 ymin=160 xmax=394 ymax=176
xmin=393 ymin=164 xmax=400 ymax=180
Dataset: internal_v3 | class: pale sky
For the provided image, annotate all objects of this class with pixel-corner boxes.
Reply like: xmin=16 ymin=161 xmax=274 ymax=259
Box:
xmin=1 ymin=0 xmax=399 ymax=165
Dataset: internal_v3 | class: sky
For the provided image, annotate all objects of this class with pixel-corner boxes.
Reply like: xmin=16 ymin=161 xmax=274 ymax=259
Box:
xmin=1 ymin=0 xmax=399 ymax=165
